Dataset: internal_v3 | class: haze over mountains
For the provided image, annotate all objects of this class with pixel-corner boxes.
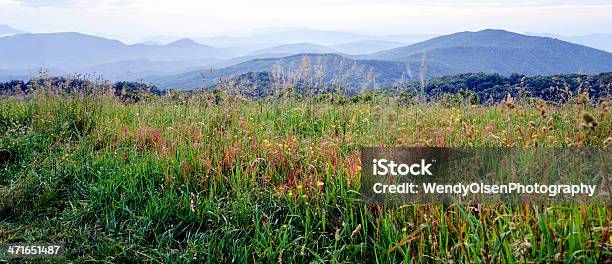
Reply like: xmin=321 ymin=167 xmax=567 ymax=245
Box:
xmin=0 ymin=26 xmax=611 ymax=91
xmin=246 ymin=43 xmax=337 ymax=56
xmin=145 ymin=53 xmax=447 ymax=90
xmin=0 ymin=33 xmax=238 ymax=69
xmin=525 ymin=32 xmax=612 ymax=53
xmin=191 ymin=29 xmax=436 ymax=47
xmin=147 ymin=29 xmax=612 ymax=90
xmin=0 ymin=25 xmax=26 ymax=37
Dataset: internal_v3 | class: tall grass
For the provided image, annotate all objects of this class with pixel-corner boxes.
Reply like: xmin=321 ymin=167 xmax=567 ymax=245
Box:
xmin=0 ymin=91 xmax=610 ymax=263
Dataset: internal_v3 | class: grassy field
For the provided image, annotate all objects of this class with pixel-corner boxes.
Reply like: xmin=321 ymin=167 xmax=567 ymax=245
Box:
xmin=0 ymin=90 xmax=610 ymax=263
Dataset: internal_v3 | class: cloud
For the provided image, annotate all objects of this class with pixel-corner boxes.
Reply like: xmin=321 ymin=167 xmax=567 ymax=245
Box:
xmin=13 ymin=0 xmax=77 ymax=7
xmin=10 ymin=0 xmax=138 ymax=8
xmin=0 ymin=0 xmax=609 ymax=39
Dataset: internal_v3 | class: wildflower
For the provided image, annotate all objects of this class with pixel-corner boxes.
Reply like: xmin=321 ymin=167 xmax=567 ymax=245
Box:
xmin=296 ymin=185 xmax=303 ymax=191
xmin=282 ymin=224 xmax=287 ymax=229
xmin=190 ymin=193 xmax=196 ymax=213
xmin=301 ymin=194 xmax=307 ymax=199
xmin=356 ymin=165 xmax=362 ymax=171
xmin=288 ymin=190 xmax=293 ymax=197
xmin=317 ymin=181 xmax=324 ymax=187
xmin=401 ymin=227 xmax=407 ymax=233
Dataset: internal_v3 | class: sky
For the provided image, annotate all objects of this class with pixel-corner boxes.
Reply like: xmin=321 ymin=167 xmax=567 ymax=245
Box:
xmin=0 ymin=0 xmax=611 ymax=42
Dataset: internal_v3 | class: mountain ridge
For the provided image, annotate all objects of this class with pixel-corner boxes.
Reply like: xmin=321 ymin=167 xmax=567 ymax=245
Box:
xmin=367 ymin=29 xmax=612 ymax=75
xmin=144 ymin=53 xmax=451 ymax=90
xmin=0 ymin=24 xmax=27 ymax=36
xmin=2 ymin=29 xmax=611 ymax=89
xmin=0 ymin=32 xmax=237 ymax=70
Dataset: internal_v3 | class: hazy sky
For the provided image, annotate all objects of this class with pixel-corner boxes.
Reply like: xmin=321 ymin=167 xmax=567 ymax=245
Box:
xmin=1 ymin=0 xmax=611 ymax=42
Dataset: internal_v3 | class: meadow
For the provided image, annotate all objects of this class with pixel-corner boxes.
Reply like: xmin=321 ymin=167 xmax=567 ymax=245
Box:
xmin=0 ymin=88 xmax=610 ymax=263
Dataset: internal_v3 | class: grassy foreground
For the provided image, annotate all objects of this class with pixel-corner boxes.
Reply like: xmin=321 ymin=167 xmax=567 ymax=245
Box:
xmin=0 ymin=91 xmax=610 ymax=263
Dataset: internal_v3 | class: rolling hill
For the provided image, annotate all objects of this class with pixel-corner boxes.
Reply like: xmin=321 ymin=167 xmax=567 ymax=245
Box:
xmin=77 ymin=57 xmax=224 ymax=80
xmin=2 ymin=29 xmax=611 ymax=90
xmin=145 ymin=30 xmax=612 ymax=90
xmin=145 ymin=53 xmax=451 ymax=90
xmin=332 ymin=40 xmax=408 ymax=55
xmin=367 ymin=29 xmax=612 ymax=75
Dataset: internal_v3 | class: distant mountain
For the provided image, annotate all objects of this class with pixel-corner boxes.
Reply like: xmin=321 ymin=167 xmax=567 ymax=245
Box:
xmin=332 ymin=40 xmax=408 ymax=54
xmin=0 ymin=68 xmax=66 ymax=82
xmin=525 ymin=32 xmax=612 ymax=52
xmin=148 ymin=38 xmax=224 ymax=60
xmin=375 ymin=34 xmax=438 ymax=44
xmin=137 ymin=41 xmax=162 ymax=46
xmin=135 ymin=35 xmax=183 ymax=45
xmin=145 ymin=53 xmax=450 ymax=90
xmin=247 ymin=43 xmax=337 ymax=56
xmin=207 ymin=54 xmax=302 ymax=69
xmin=0 ymin=33 xmax=238 ymax=70
xmin=195 ymin=29 xmax=375 ymax=47
xmin=0 ymin=69 xmax=30 ymax=82
xmin=145 ymin=30 xmax=612 ymax=90
xmin=194 ymin=29 xmax=438 ymax=48
xmin=5 ymin=29 xmax=611 ymax=90
xmin=0 ymin=33 xmax=125 ymax=69
xmin=368 ymin=29 xmax=612 ymax=76
xmin=564 ymin=34 xmax=612 ymax=52
xmin=0 ymin=25 xmax=26 ymax=37
xmin=76 ymin=57 xmax=223 ymax=80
